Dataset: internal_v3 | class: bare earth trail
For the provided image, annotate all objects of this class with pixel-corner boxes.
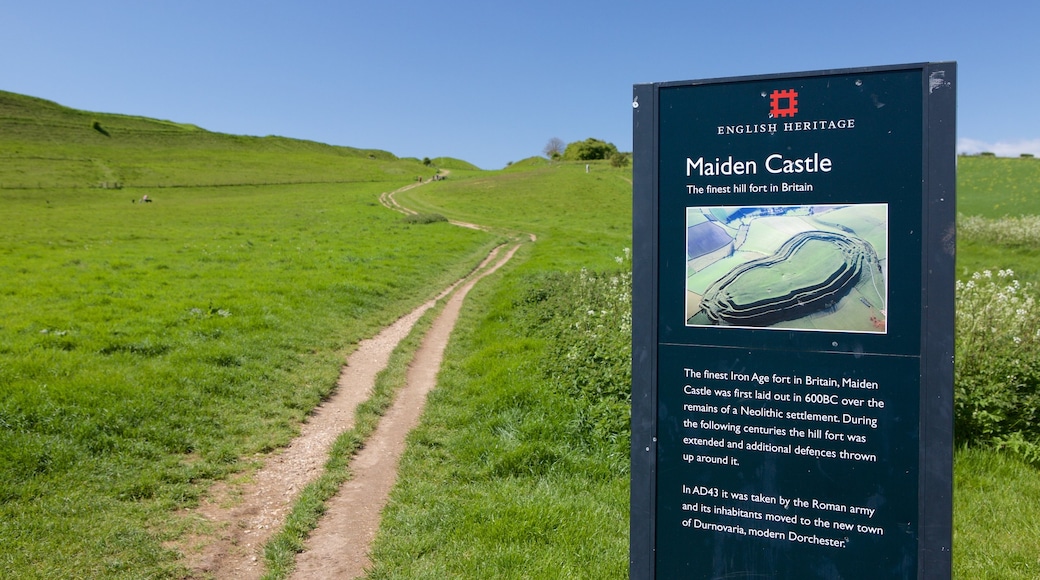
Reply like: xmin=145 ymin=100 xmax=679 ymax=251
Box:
xmin=179 ymin=179 xmax=524 ymax=579
xmin=379 ymin=171 xmax=491 ymax=233
xmin=291 ymin=242 xmax=520 ymax=578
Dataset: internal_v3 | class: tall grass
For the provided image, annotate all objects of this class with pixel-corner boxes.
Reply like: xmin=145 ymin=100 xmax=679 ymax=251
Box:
xmin=955 ymin=269 xmax=1040 ymax=462
xmin=516 ymin=256 xmax=632 ymax=455
xmin=959 ymin=214 xmax=1040 ymax=246
xmin=954 ymin=448 xmax=1040 ymax=579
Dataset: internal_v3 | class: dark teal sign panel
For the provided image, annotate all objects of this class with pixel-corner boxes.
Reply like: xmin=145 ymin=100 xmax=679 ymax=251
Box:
xmin=655 ymin=346 xmax=919 ymax=578
xmin=631 ymin=64 xmax=955 ymax=579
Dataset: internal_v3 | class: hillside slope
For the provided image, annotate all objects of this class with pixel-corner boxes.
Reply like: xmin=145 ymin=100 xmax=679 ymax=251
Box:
xmin=0 ymin=90 xmax=433 ymax=189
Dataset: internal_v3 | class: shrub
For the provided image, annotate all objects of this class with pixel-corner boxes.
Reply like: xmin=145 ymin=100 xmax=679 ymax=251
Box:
xmin=91 ymin=120 xmax=110 ymax=137
xmin=958 ymin=214 xmax=1040 ymax=247
xmin=955 ymin=269 xmax=1040 ymax=463
xmin=516 ymin=249 xmax=632 ymax=450
xmin=563 ymin=138 xmax=619 ymax=161
xmin=402 ymin=212 xmax=447 ymax=224
xmin=609 ymin=152 xmax=630 ymax=168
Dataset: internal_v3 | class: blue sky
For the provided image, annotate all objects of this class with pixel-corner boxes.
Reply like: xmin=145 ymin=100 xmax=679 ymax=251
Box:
xmin=3 ymin=1 xmax=1038 ymax=169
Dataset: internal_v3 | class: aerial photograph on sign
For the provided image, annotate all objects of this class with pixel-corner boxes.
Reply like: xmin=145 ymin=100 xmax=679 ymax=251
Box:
xmin=685 ymin=204 xmax=888 ymax=333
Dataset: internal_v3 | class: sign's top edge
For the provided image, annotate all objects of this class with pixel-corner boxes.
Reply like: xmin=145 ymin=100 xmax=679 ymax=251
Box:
xmin=634 ymin=61 xmax=955 ymax=89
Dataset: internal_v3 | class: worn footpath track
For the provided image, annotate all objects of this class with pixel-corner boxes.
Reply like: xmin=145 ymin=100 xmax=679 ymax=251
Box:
xmin=291 ymin=242 xmax=519 ymax=578
xmin=180 ymin=178 xmax=523 ymax=578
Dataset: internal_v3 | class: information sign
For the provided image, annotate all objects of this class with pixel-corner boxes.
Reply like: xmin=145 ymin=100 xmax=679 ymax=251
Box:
xmin=631 ymin=63 xmax=955 ymax=579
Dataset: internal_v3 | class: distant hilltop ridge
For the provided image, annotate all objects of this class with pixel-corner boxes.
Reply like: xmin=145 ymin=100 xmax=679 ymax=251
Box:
xmin=0 ymin=90 xmax=476 ymax=189
xmin=0 ymin=90 xmax=396 ymax=158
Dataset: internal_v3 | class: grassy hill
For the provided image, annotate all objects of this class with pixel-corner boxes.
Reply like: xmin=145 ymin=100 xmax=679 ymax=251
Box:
xmin=0 ymin=91 xmax=499 ymax=578
xmin=0 ymin=90 xmax=432 ymax=189
xmin=4 ymin=90 xmax=1040 ymax=578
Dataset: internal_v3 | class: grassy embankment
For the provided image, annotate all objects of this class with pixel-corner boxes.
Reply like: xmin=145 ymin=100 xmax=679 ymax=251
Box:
xmin=0 ymin=91 xmax=498 ymax=577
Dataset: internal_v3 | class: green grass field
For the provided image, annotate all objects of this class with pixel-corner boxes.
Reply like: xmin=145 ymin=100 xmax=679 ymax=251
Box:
xmin=0 ymin=92 xmax=498 ymax=577
xmin=715 ymin=238 xmax=849 ymax=301
xmin=0 ymin=184 xmax=498 ymax=576
xmin=957 ymin=155 xmax=1040 ymax=283
xmin=958 ymin=155 xmax=1040 ymax=217
xmin=3 ymin=90 xmax=1040 ymax=578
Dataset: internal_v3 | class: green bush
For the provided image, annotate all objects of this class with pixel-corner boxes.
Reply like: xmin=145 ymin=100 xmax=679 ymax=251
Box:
xmin=91 ymin=120 xmax=110 ymax=137
xmin=609 ymin=152 xmax=630 ymax=168
xmin=955 ymin=269 xmax=1040 ymax=462
xmin=402 ymin=212 xmax=448 ymax=224
xmin=563 ymin=138 xmax=619 ymax=161
xmin=516 ymin=249 xmax=632 ymax=451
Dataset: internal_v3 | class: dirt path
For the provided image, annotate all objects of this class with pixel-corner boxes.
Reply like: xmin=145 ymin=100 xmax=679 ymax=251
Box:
xmin=291 ymin=242 xmax=520 ymax=578
xmin=378 ymin=171 xmax=490 ymax=233
xmin=178 ymin=179 xmax=522 ymax=578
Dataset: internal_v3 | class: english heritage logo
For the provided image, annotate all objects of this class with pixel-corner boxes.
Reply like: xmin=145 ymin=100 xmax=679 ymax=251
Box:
xmin=715 ymin=86 xmax=856 ymax=136
xmin=769 ymin=89 xmax=798 ymax=118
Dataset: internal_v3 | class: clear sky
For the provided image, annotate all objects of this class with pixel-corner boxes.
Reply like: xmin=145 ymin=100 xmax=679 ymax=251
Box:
xmin=3 ymin=1 xmax=1038 ymax=169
